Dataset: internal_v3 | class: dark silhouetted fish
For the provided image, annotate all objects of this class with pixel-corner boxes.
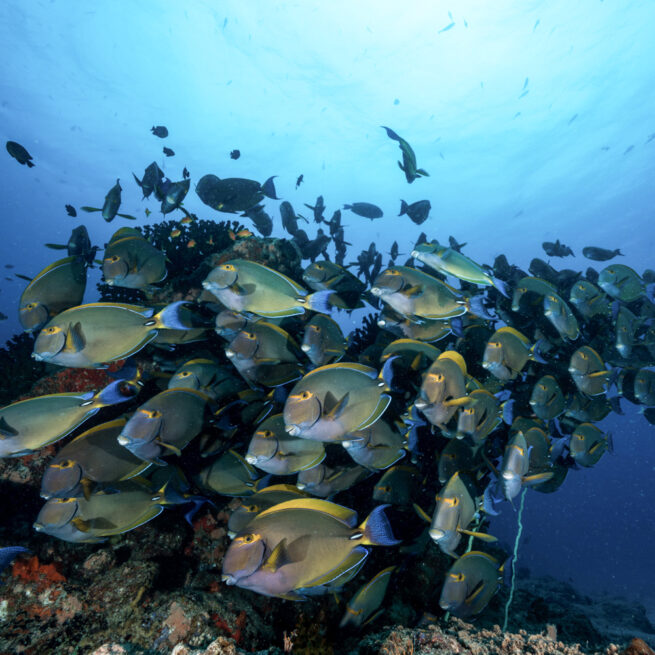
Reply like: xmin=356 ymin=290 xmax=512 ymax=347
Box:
xmin=151 ymin=125 xmax=168 ymax=138
xmin=582 ymin=246 xmax=624 ymax=261
xmin=344 ymin=202 xmax=383 ymax=220
xmin=163 ymin=147 xmax=175 ymax=157
xmin=542 ymin=239 xmax=574 ymax=257
xmin=305 ymin=196 xmax=326 ymax=223
xmin=296 ymin=174 xmax=304 ymax=189
xmin=230 ymin=149 xmax=241 ymax=160
xmin=6 ymin=141 xmax=34 ymax=167
xmin=399 ymin=199 xmax=430 ymax=225
xmin=65 ymin=204 xmax=77 ymax=217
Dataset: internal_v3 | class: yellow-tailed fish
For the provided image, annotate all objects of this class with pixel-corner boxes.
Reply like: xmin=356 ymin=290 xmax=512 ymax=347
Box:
xmin=378 ymin=308 xmax=454 ymax=343
xmin=529 ymin=375 xmax=565 ymax=420
xmin=543 ymin=292 xmax=579 ymax=340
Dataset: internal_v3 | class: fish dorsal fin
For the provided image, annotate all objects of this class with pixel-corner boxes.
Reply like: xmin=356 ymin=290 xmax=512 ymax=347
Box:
xmin=324 ymin=391 xmax=350 ymax=419
xmin=0 ymin=415 xmax=19 ymax=437
xmin=256 ymin=498 xmax=358 ymax=526
xmin=438 ymin=351 xmax=467 ymax=375
xmin=65 ymin=322 xmax=86 ymax=353
xmin=263 ymin=538 xmax=289 ymax=573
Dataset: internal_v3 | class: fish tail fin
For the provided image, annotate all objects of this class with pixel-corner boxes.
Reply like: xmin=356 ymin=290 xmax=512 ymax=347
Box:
xmin=305 ymin=290 xmax=334 ymax=314
xmin=93 ymin=379 xmax=140 ymax=408
xmin=343 ymin=204 xmax=352 ymax=210
xmin=154 ymin=300 xmax=191 ymax=330
xmin=492 ymin=277 xmax=511 ymax=299
xmin=358 ymin=505 xmax=400 ymax=546
xmin=607 ymin=432 xmax=614 ymax=454
xmin=467 ymin=295 xmax=497 ymax=320
xmin=616 ymin=249 xmax=624 ymax=256
xmin=262 ymin=175 xmax=279 ymax=199
xmin=381 ymin=125 xmax=400 ymax=141
xmin=530 ymin=339 xmax=548 ymax=364
xmin=399 ymin=200 xmax=408 ymax=216
xmin=380 ymin=355 xmax=398 ymax=392
xmin=26 ymin=161 xmax=35 ymax=168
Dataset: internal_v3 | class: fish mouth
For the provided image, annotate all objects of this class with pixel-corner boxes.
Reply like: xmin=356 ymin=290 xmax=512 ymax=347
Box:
xmin=286 ymin=425 xmax=300 ymax=436
xmin=429 ymin=528 xmax=445 ymax=542
xmin=370 ymin=287 xmax=382 ymax=297
xmin=221 ymin=574 xmax=236 ymax=585
xmin=300 ymin=344 xmax=311 ymax=352
xmin=117 ymin=435 xmax=130 ymax=446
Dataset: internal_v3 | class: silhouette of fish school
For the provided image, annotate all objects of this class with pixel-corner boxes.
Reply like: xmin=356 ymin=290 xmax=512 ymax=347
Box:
xmin=2 ymin=127 xmax=655 ymax=625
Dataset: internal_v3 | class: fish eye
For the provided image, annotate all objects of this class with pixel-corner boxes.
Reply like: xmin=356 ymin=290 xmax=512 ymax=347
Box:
xmin=143 ymin=409 xmax=162 ymax=419
xmin=301 ymin=391 xmax=312 ymax=400
xmin=262 ymin=430 xmax=274 ymax=438
xmin=223 ymin=264 xmax=235 ymax=271
xmin=60 ymin=459 xmax=74 ymax=468
xmin=243 ymin=534 xmax=255 ymax=543
xmin=46 ymin=326 xmax=59 ymax=334
xmin=310 ymin=325 xmax=320 ymax=332
xmin=179 ymin=371 xmax=192 ymax=378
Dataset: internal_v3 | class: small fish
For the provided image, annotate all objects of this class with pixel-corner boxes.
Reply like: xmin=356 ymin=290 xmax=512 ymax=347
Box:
xmin=448 ymin=236 xmax=467 ymax=252
xmin=399 ymin=199 xmax=431 ymax=225
xmin=570 ymin=423 xmax=612 ymax=467
xmin=183 ymin=166 xmax=190 ymax=178
xmin=82 ymin=179 xmax=137 ymax=222
xmin=246 ymin=414 xmax=325 ymax=475
xmin=381 ymin=127 xmax=428 ymax=183
xmin=170 ymin=228 xmax=181 ymax=238
xmin=230 ymin=149 xmax=241 ymax=160
xmin=163 ymin=147 xmax=175 ymax=157
xmin=40 ymin=417 xmax=149 ymax=499
xmin=6 ymin=141 xmax=34 ymax=167
xmin=340 ymin=566 xmax=396 ymax=628
xmin=118 ymin=388 xmax=207 ymax=463
xmin=65 ymin=204 xmax=77 ymax=217
xmin=439 ymin=551 xmax=503 ymax=618
xmin=343 ymin=202 xmax=384 ymax=220
xmin=187 ymin=239 xmax=197 ymax=248
xmin=582 ymin=246 xmax=623 ymax=261
xmin=304 ymin=196 xmax=326 ymax=223
xmin=542 ymin=239 xmax=574 ymax=258
xmin=151 ymin=125 xmax=168 ymax=138
xmin=296 ymin=174 xmax=304 ymax=189
xmin=438 ymin=21 xmax=455 ymax=33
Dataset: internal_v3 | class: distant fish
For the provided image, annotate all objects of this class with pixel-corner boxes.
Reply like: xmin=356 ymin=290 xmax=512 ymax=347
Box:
xmin=6 ymin=141 xmax=34 ymax=167
xmin=522 ymin=77 xmax=529 ymax=90
xmin=542 ymin=239 xmax=574 ymax=258
xmin=183 ymin=166 xmax=190 ymax=179
xmin=344 ymin=202 xmax=383 ymax=220
xmin=582 ymin=246 xmax=623 ymax=262
xmin=296 ymin=174 xmax=304 ymax=189
xmin=568 ymin=113 xmax=578 ymax=125
xmin=151 ymin=125 xmax=168 ymax=138
xmin=439 ymin=21 xmax=455 ymax=33
xmin=623 ymin=145 xmax=634 ymax=155
xmin=65 ymin=204 xmax=77 ymax=217
xmin=518 ymin=90 xmax=529 ymax=99
xmin=230 ymin=149 xmax=241 ymax=160
xmin=163 ymin=147 xmax=175 ymax=157
xmin=533 ymin=19 xmax=540 ymax=31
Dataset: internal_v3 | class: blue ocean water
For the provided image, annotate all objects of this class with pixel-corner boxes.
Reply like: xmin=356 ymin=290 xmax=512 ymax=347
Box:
xmin=1 ymin=0 xmax=654 ymax=626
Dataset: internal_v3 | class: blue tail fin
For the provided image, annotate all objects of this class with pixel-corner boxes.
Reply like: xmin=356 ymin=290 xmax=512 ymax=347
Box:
xmin=360 ymin=505 xmax=401 ymax=546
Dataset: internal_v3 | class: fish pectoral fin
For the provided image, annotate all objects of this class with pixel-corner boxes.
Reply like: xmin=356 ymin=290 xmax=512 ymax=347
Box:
xmin=263 ymin=538 xmax=290 ymax=573
xmin=81 ymin=478 xmax=94 ymax=501
xmin=443 ymin=396 xmax=472 ymax=407
xmin=403 ymin=285 xmax=423 ymax=298
xmin=587 ymin=371 xmax=609 ymax=378
xmin=362 ymin=608 xmax=384 ymax=627
xmin=159 ymin=441 xmax=183 ymax=457
xmin=465 ymin=580 xmax=486 ymax=605
xmin=230 ymin=282 xmax=256 ymax=296
xmin=72 ymin=517 xmax=91 ymax=532
xmin=457 ymin=529 xmax=498 ymax=543
xmin=522 ymin=471 xmax=554 ymax=486
xmin=324 ymin=391 xmax=350 ymax=419
xmin=0 ymin=416 xmax=19 ymax=437
xmin=412 ymin=503 xmax=431 ymax=524
xmin=397 ymin=161 xmax=406 ymax=172
xmin=65 ymin=322 xmax=86 ymax=353
xmin=303 ymin=545 xmax=368 ymax=589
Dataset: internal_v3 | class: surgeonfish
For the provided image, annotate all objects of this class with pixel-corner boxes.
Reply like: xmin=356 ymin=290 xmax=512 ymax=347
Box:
xmin=543 ymin=292 xmax=579 ymax=341
xmin=343 ymin=202 xmax=383 ymax=220
xmin=32 ymin=301 xmax=188 ymax=368
xmin=296 ymin=462 xmax=370 ymax=498
xmin=372 ymin=464 xmax=420 ymax=505
xmin=439 ymin=551 xmax=503 ymax=618
xmin=568 ymin=346 xmax=611 ymax=396
xmin=342 ymin=419 xmax=407 ymax=470
xmin=284 ymin=362 xmax=392 ymax=442
xmin=570 ymin=423 xmax=613 ymax=467
xmin=117 ymin=388 xmax=208 ymax=463
xmin=227 ymin=484 xmax=309 ymax=537
xmin=569 ymin=280 xmax=609 ymax=319
xmin=195 ymin=174 xmax=277 ymax=213
xmin=33 ymin=479 xmax=180 ymax=543
xmin=132 ymin=161 xmax=164 ymax=199
xmin=245 ymin=414 xmax=325 ymax=475
xmin=225 ymin=321 xmax=304 ymax=387
xmin=615 ymin=306 xmax=639 ymax=358
xmin=203 ymin=259 xmax=332 ymax=318
xmin=412 ymin=241 xmax=509 ymax=298
xmin=500 ymin=431 xmax=553 ymax=501
xmin=0 ymin=380 xmax=138 ymax=458
xmin=221 ymin=498 xmax=398 ymax=599
xmin=598 ymin=264 xmax=644 ymax=302
xmin=529 ymin=375 xmax=565 ymax=421
xmin=634 ymin=368 xmax=655 ymax=406
xmin=582 ymin=246 xmax=623 ymax=261
xmin=339 ymin=566 xmax=396 ymax=628
xmin=19 ymin=256 xmax=87 ymax=332
xmin=40 ymin=418 xmax=150 ymax=499
xmin=455 ymin=389 xmax=501 ymax=444
xmin=196 ymin=449 xmax=263 ymax=497
xmin=428 ymin=472 xmax=495 ymax=557
xmin=371 ymin=266 xmax=468 ymax=321
xmin=301 ymin=315 xmax=347 ymax=367
xmin=415 ymin=351 xmax=470 ymax=430
xmin=482 ymin=327 xmax=543 ymax=381
xmin=511 ymin=276 xmax=557 ymax=313
xmin=102 ymin=227 xmax=166 ymax=290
